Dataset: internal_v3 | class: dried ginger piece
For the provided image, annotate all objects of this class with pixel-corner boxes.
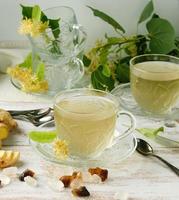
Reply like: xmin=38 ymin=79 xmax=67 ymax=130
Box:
xmin=0 ymin=109 xmax=17 ymax=149
xmin=0 ymin=109 xmax=17 ymax=131
xmin=0 ymin=123 xmax=9 ymax=148
xmin=0 ymin=150 xmax=20 ymax=168
xmin=88 ymin=167 xmax=108 ymax=182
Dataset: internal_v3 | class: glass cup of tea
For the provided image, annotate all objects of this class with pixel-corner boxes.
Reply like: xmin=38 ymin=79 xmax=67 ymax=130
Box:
xmin=54 ymin=88 xmax=136 ymax=159
xmin=130 ymin=54 xmax=179 ymax=116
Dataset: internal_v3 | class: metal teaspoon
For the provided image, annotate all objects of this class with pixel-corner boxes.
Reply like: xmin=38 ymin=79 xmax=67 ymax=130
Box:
xmin=136 ymin=138 xmax=179 ymax=176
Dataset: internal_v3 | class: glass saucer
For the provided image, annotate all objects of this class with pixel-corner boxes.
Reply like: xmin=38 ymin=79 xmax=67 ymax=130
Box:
xmin=111 ymin=83 xmax=179 ymax=120
xmin=29 ymin=121 xmax=137 ymax=168
xmin=11 ymin=75 xmax=90 ymax=97
xmin=11 ymin=78 xmax=55 ymax=97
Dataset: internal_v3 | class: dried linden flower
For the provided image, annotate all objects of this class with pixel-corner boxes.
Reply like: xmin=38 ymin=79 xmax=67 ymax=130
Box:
xmin=86 ymin=40 xmax=103 ymax=72
xmin=53 ymin=139 xmax=69 ymax=160
xmin=18 ymin=18 xmax=48 ymax=37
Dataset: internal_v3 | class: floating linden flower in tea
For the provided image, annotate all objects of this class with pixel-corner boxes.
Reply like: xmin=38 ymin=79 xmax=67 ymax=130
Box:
xmin=53 ymin=139 xmax=69 ymax=160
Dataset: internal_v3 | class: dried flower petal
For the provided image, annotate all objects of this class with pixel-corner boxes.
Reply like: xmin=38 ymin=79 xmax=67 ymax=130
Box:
xmin=88 ymin=167 xmax=108 ymax=182
xmin=71 ymin=186 xmax=90 ymax=197
xmin=19 ymin=169 xmax=35 ymax=181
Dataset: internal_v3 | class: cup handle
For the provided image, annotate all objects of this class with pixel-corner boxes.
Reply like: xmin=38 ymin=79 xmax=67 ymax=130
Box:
xmin=112 ymin=111 xmax=136 ymax=146
xmin=67 ymin=57 xmax=85 ymax=88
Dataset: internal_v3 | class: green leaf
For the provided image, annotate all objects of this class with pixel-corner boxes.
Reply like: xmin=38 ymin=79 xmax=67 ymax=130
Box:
xmin=115 ymin=57 xmax=130 ymax=83
xmin=152 ymin=13 xmax=160 ymax=19
xmin=99 ymin=46 xmax=109 ymax=64
xmin=107 ymin=37 xmax=124 ymax=44
xmin=28 ymin=130 xmax=57 ymax=143
xmin=20 ymin=5 xmax=60 ymax=39
xmin=19 ymin=53 xmax=33 ymax=69
xmin=41 ymin=11 xmax=60 ymax=38
xmin=135 ymin=35 xmax=148 ymax=55
xmin=87 ymin=6 xmax=125 ymax=33
xmin=49 ymin=40 xmax=61 ymax=54
xmin=169 ymin=37 xmax=179 ymax=57
xmin=136 ymin=127 xmax=164 ymax=139
xmin=147 ymin=18 xmax=176 ymax=54
xmin=138 ymin=0 xmax=154 ymax=24
xmin=36 ymin=62 xmax=45 ymax=81
xmin=48 ymin=19 xmax=60 ymax=39
xmin=83 ymin=55 xmax=91 ymax=67
xmin=32 ymin=5 xmax=41 ymax=21
xmin=102 ymin=64 xmax=111 ymax=77
xmin=91 ymin=65 xmax=114 ymax=91
xmin=20 ymin=4 xmax=33 ymax=19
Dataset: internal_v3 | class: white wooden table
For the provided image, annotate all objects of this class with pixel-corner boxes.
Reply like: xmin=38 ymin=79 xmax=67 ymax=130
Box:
xmin=0 ymin=48 xmax=179 ymax=200
xmin=0 ymin=101 xmax=179 ymax=200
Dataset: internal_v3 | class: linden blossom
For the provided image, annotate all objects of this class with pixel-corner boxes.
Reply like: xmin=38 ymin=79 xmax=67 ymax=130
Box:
xmin=84 ymin=1 xmax=178 ymax=92
xmin=7 ymin=66 xmax=48 ymax=93
xmin=18 ymin=18 xmax=49 ymax=37
xmin=53 ymin=139 xmax=69 ymax=160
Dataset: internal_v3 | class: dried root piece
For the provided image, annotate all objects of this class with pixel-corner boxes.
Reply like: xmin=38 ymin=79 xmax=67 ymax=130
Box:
xmin=19 ymin=169 xmax=35 ymax=181
xmin=0 ymin=123 xmax=9 ymax=149
xmin=0 ymin=109 xmax=17 ymax=131
xmin=71 ymin=186 xmax=90 ymax=197
xmin=88 ymin=167 xmax=108 ymax=182
xmin=0 ymin=150 xmax=20 ymax=168
xmin=59 ymin=171 xmax=82 ymax=188
xmin=0 ymin=109 xmax=18 ymax=148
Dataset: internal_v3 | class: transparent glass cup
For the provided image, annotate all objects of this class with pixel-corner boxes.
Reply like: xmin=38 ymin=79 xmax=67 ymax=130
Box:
xmin=44 ymin=6 xmax=77 ymax=26
xmin=130 ymin=54 xmax=179 ymax=116
xmin=54 ymin=88 xmax=136 ymax=159
xmin=28 ymin=6 xmax=87 ymax=95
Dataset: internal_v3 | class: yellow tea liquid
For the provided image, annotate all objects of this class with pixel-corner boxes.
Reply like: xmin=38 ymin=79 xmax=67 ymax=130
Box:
xmin=131 ymin=61 xmax=179 ymax=114
xmin=54 ymin=95 xmax=117 ymax=158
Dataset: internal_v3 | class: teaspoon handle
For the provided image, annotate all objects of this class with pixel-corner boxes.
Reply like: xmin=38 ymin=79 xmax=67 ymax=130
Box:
xmin=152 ymin=154 xmax=179 ymax=176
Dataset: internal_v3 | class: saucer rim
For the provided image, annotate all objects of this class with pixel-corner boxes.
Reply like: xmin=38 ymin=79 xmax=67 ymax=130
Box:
xmin=29 ymin=136 xmax=137 ymax=168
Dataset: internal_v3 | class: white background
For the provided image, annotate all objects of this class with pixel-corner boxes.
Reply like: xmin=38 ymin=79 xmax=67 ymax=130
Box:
xmin=0 ymin=0 xmax=179 ymax=48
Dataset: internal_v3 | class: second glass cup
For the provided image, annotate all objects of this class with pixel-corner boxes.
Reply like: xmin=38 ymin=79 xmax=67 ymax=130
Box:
xmin=130 ymin=54 xmax=179 ymax=116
